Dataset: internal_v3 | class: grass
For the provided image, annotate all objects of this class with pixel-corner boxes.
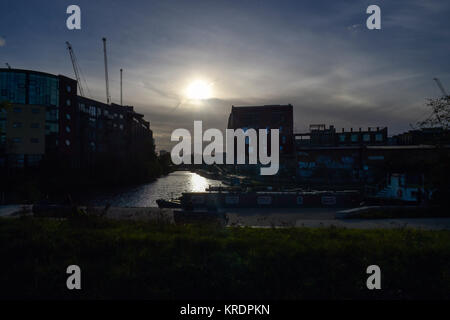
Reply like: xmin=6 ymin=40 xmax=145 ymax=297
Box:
xmin=0 ymin=216 xmax=449 ymax=300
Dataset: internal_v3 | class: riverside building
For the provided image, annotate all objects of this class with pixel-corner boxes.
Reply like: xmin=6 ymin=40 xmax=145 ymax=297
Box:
xmin=0 ymin=68 xmax=154 ymax=169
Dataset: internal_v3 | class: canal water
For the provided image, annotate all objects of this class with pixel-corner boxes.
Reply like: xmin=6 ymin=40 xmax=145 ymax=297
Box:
xmin=88 ymin=171 xmax=223 ymax=207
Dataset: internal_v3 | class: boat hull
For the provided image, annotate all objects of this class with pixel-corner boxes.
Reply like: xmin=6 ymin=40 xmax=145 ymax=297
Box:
xmin=180 ymin=191 xmax=361 ymax=209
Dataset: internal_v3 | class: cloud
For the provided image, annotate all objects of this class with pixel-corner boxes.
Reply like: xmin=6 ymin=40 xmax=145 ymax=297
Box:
xmin=2 ymin=0 xmax=449 ymax=151
xmin=0 ymin=36 xmax=5 ymax=46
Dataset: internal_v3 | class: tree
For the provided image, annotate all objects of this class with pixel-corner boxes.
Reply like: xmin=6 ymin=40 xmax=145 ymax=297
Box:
xmin=416 ymin=96 xmax=450 ymax=205
xmin=417 ymin=96 xmax=450 ymax=130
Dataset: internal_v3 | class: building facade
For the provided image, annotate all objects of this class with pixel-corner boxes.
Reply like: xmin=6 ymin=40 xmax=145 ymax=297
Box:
xmin=227 ymin=104 xmax=294 ymax=154
xmin=227 ymin=104 xmax=295 ymax=176
xmin=0 ymin=69 xmax=62 ymax=167
xmin=295 ymin=124 xmax=388 ymax=147
xmin=392 ymin=127 xmax=450 ymax=145
xmin=293 ymin=124 xmax=389 ymax=186
xmin=0 ymin=68 xmax=154 ymax=169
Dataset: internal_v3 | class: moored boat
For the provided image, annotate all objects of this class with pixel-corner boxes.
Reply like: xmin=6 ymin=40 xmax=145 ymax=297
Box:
xmin=156 ymin=198 xmax=182 ymax=208
xmin=180 ymin=190 xmax=361 ymax=210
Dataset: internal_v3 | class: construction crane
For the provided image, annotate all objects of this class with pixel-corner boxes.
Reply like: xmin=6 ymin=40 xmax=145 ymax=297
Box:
xmin=102 ymin=37 xmax=111 ymax=105
xmin=120 ymin=68 xmax=123 ymax=106
xmin=433 ymin=77 xmax=449 ymax=97
xmin=66 ymin=41 xmax=85 ymax=97
xmin=5 ymin=63 xmax=11 ymax=69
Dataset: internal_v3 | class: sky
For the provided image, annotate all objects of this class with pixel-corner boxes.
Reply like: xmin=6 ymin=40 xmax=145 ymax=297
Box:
xmin=1 ymin=0 xmax=449 ymax=151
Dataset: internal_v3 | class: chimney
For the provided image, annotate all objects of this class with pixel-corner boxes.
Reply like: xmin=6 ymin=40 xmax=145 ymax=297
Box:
xmin=350 ymin=128 xmax=353 ymax=132
xmin=359 ymin=127 xmax=362 ymax=132
xmin=376 ymin=127 xmax=379 ymax=131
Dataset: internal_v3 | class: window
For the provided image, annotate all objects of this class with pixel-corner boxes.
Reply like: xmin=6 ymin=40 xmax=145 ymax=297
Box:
xmin=31 ymin=123 xmax=40 ymax=128
xmin=66 ymin=113 xmax=71 ymax=120
xmin=28 ymin=73 xmax=58 ymax=106
xmin=66 ymin=126 xmax=71 ymax=133
xmin=0 ymin=72 xmax=26 ymax=104
xmin=11 ymin=154 xmax=25 ymax=168
xmin=65 ymin=139 xmax=71 ymax=146
xmin=363 ymin=134 xmax=370 ymax=142
xmin=13 ymin=137 xmax=22 ymax=143
xmin=13 ymin=107 xmax=22 ymax=113
xmin=30 ymin=138 xmax=39 ymax=143
xmin=119 ymin=124 xmax=123 ymax=130
xmin=13 ymin=122 xmax=22 ymax=128
xmin=28 ymin=155 xmax=42 ymax=166
xmin=66 ymin=85 xmax=71 ymax=93
xmin=119 ymin=114 xmax=124 ymax=119
xmin=46 ymin=108 xmax=58 ymax=121
xmin=66 ymin=99 xmax=71 ymax=106
xmin=339 ymin=134 xmax=346 ymax=142
xmin=32 ymin=108 xmax=40 ymax=114
xmin=351 ymin=134 xmax=358 ymax=142
xmin=45 ymin=123 xmax=58 ymax=134
xmin=375 ymin=133 xmax=383 ymax=142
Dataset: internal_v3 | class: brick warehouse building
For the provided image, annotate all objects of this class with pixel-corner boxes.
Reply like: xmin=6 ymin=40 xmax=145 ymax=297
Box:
xmin=0 ymin=68 xmax=154 ymax=169
xmin=227 ymin=104 xmax=295 ymax=176
xmin=294 ymin=124 xmax=449 ymax=190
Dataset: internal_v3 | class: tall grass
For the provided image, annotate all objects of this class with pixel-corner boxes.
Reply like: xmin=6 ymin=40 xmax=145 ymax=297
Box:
xmin=0 ymin=216 xmax=449 ymax=299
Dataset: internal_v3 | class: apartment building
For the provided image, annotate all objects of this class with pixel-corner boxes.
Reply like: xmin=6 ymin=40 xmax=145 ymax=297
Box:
xmin=0 ymin=68 xmax=154 ymax=169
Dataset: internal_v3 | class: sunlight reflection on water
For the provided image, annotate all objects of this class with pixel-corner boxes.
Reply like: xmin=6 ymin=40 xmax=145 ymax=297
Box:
xmin=89 ymin=171 xmax=223 ymax=207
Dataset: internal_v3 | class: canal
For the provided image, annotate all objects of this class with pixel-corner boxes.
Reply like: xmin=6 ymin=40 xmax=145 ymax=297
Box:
xmin=88 ymin=170 xmax=224 ymax=207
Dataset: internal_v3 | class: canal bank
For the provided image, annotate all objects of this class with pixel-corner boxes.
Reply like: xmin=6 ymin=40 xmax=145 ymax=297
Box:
xmin=4 ymin=204 xmax=450 ymax=230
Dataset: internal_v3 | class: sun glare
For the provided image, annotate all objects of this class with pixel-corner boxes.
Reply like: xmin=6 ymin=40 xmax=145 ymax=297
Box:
xmin=185 ymin=80 xmax=213 ymax=100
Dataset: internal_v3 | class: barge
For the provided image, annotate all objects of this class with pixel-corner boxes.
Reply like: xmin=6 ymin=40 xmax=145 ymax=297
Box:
xmin=177 ymin=190 xmax=361 ymax=209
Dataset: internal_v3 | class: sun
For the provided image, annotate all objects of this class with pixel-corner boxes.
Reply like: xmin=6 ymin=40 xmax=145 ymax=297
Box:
xmin=185 ymin=80 xmax=213 ymax=100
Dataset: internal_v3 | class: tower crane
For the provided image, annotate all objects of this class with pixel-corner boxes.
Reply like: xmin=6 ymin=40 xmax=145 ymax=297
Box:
xmin=120 ymin=68 xmax=123 ymax=106
xmin=5 ymin=63 xmax=11 ymax=69
xmin=102 ymin=37 xmax=110 ymax=105
xmin=433 ymin=77 xmax=448 ymax=97
xmin=66 ymin=41 xmax=86 ymax=97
